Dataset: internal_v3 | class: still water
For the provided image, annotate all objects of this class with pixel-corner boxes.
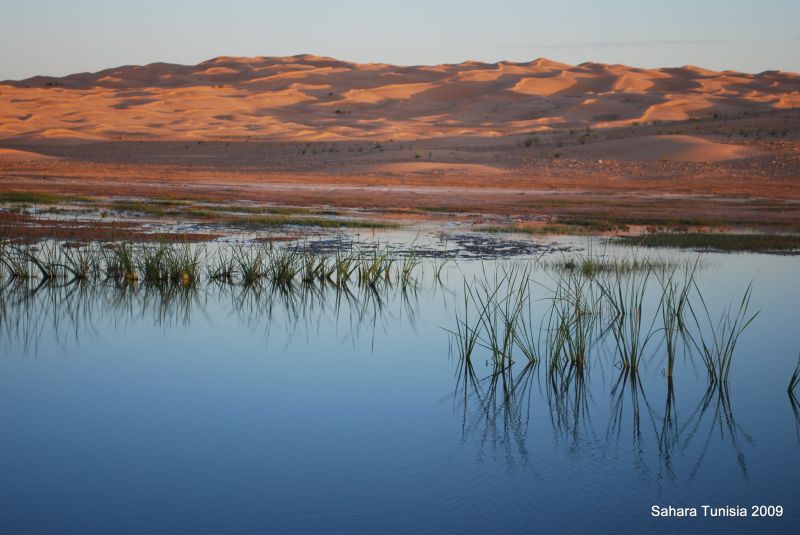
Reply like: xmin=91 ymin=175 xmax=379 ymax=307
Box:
xmin=0 ymin=238 xmax=798 ymax=534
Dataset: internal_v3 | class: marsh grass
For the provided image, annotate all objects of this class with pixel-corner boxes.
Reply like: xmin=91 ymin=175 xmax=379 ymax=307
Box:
xmin=3 ymin=243 xmax=38 ymax=279
xmin=687 ymin=282 xmax=758 ymax=384
xmin=0 ymin=238 xmax=432 ymax=295
xmin=655 ymin=262 xmax=696 ymax=376
xmin=446 ymin=251 xmax=754 ymax=387
xmin=615 ymin=233 xmax=800 ymax=253
xmin=0 ymin=192 xmax=75 ymax=204
xmin=480 ymin=224 xmax=588 ymax=236
xmin=207 ymin=248 xmax=236 ymax=283
xmin=0 ymin=255 xmax=432 ymax=358
xmin=544 ymin=251 xmax=681 ymax=277
xmin=357 ymin=244 xmax=395 ymax=287
xmin=62 ymin=244 xmax=102 ymax=281
xmin=398 ymin=244 xmax=423 ymax=289
xmin=598 ymin=268 xmax=658 ymax=371
xmin=167 ymin=244 xmax=202 ymax=285
xmin=26 ymin=242 xmax=61 ymax=280
xmin=268 ymin=247 xmax=301 ymax=286
xmin=3 ymin=239 xmax=763 ymax=388
xmin=474 ymin=265 xmax=530 ymax=369
xmin=550 ymin=268 xmax=601 ymax=369
xmin=107 ymin=200 xmax=398 ymax=230
xmin=447 ymin=264 xmax=534 ymax=379
xmin=105 ymin=242 xmax=138 ymax=283
xmin=448 ymin=281 xmax=485 ymax=365
xmin=300 ymin=251 xmax=333 ymax=284
xmin=333 ymin=249 xmax=357 ymax=287
xmin=233 ymin=244 xmax=267 ymax=285
xmin=139 ymin=243 xmax=169 ymax=282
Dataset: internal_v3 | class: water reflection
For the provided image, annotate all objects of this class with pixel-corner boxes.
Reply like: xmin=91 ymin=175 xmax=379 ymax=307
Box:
xmin=547 ymin=363 xmax=593 ymax=453
xmin=452 ymin=352 xmax=538 ymax=467
xmin=790 ymin=392 xmax=800 ymax=444
xmin=683 ymin=382 xmax=753 ymax=481
xmin=451 ymin=343 xmax=757 ymax=485
xmin=0 ymin=250 xmax=784 ymax=490
xmin=0 ymin=275 xmax=426 ymax=354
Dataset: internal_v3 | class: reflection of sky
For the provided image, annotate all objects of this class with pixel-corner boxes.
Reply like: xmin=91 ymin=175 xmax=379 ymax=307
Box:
xmin=2 ymin=1 xmax=798 ymax=79
xmin=0 ymin=245 xmax=799 ymax=533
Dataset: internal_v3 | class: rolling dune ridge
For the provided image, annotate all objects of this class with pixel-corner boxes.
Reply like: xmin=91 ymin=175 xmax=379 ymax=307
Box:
xmin=1 ymin=54 xmax=798 ymax=145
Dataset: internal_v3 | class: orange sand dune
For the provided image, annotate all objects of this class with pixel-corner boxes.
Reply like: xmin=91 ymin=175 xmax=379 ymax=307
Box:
xmin=0 ymin=148 xmax=58 ymax=161
xmin=512 ymin=75 xmax=576 ymax=96
xmin=1 ymin=55 xmax=798 ymax=144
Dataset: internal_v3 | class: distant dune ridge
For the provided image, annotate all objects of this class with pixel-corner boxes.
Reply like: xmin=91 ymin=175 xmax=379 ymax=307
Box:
xmin=1 ymin=54 xmax=798 ymax=145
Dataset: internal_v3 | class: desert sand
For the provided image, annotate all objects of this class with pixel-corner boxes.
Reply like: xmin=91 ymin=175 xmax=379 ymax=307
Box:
xmin=1 ymin=55 xmax=798 ymax=233
xmin=0 ymin=148 xmax=58 ymax=162
xmin=2 ymin=54 xmax=799 ymax=144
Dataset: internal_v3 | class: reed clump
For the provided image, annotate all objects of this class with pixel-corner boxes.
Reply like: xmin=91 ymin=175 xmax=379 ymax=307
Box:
xmin=687 ymin=281 xmax=758 ymax=384
xmin=551 ymin=268 xmax=601 ymax=369
xmin=597 ymin=268 xmax=657 ymax=371
xmin=0 ymin=239 xmax=427 ymax=291
xmin=448 ymin=252 xmax=758 ymax=387
xmin=655 ymin=262 xmax=696 ymax=376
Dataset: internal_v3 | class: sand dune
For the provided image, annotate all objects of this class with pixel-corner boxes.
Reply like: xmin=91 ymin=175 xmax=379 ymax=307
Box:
xmin=340 ymin=83 xmax=433 ymax=104
xmin=512 ymin=75 xmax=576 ymax=96
xmin=6 ymin=129 xmax=106 ymax=145
xmin=1 ymin=55 xmax=798 ymax=143
xmin=0 ymin=148 xmax=57 ymax=161
xmin=578 ymin=135 xmax=760 ymax=162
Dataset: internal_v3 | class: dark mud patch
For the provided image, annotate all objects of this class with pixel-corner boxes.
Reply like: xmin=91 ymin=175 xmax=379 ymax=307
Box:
xmin=288 ymin=232 xmax=576 ymax=259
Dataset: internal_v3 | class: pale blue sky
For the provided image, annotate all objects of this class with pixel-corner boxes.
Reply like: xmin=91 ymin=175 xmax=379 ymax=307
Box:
xmin=1 ymin=0 xmax=798 ymax=80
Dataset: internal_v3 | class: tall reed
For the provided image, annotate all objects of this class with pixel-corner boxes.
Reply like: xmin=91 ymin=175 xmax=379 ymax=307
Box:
xmin=598 ymin=268 xmax=658 ymax=371
xmin=552 ymin=268 xmax=601 ymax=368
xmin=687 ymin=281 xmax=758 ymax=384
xmin=655 ymin=262 xmax=696 ymax=376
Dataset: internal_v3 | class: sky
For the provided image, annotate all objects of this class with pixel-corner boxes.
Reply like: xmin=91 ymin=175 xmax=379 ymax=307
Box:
xmin=1 ymin=0 xmax=798 ymax=80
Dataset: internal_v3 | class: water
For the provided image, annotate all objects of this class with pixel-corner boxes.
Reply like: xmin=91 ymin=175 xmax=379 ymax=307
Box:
xmin=1 ymin=239 xmax=798 ymax=534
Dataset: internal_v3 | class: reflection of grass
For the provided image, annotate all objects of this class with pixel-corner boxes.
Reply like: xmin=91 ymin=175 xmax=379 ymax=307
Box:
xmin=789 ymin=354 xmax=800 ymax=394
xmin=615 ymin=233 xmax=800 ymax=253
